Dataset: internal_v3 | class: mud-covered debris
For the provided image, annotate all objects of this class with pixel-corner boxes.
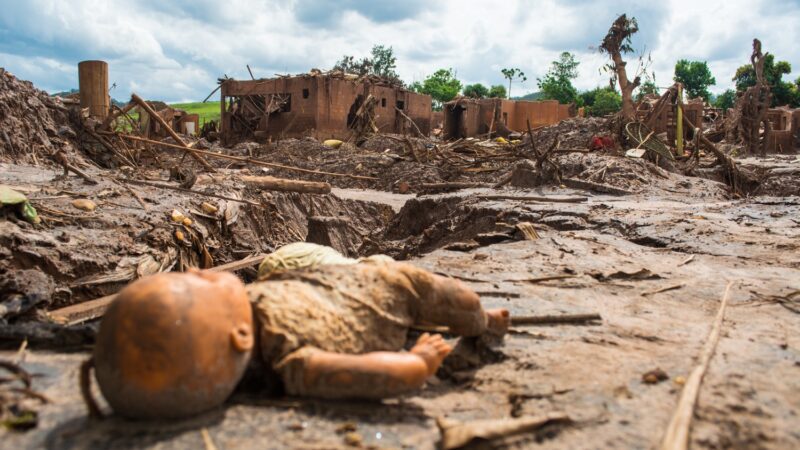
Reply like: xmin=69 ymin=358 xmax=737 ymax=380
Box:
xmin=335 ymin=422 xmax=358 ymax=433
xmin=436 ymin=412 xmax=571 ymax=449
xmin=642 ymin=368 xmax=669 ymax=384
xmin=0 ymin=269 xmax=55 ymax=320
xmin=200 ymin=202 xmax=218 ymax=214
xmin=0 ymin=360 xmax=49 ymax=431
xmin=70 ymin=199 xmax=96 ymax=212
xmin=343 ymin=431 xmax=363 ymax=447
xmin=592 ymin=268 xmax=662 ymax=282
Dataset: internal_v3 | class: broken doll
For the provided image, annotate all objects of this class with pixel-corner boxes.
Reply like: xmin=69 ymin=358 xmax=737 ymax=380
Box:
xmin=83 ymin=261 xmax=509 ymax=419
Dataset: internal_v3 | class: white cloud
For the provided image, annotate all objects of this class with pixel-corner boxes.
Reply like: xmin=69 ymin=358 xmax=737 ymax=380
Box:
xmin=0 ymin=0 xmax=797 ymax=102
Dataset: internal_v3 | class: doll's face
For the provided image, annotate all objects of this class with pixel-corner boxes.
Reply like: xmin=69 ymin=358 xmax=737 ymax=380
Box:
xmin=93 ymin=270 xmax=254 ymax=419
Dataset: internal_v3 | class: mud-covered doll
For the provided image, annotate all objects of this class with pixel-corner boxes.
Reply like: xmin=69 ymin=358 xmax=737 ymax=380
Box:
xmin=82 ymin=257 xmax=509 ymax=419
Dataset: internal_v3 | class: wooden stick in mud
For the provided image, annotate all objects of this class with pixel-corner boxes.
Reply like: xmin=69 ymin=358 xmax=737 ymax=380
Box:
xmin=240 ymin=175 xmax=331 ymax=195
xmin=477 ymin=194 xmax=589 ymax=203
xmin=49 ymin=254 xmax=267 ymax=326
xmin=420 ymin=182 xmax=491 ymax=191
xmin=411 ymin=313 xmax=602 ymax=334
xmin=511 ymin=313 xmax=601 ymax=326
xmin=107 ymin=133 xmax=379 ymax=181
xmin=117 ymin=178 xmax=262 ymax=206
xmin=130 ymin=93 xmax=216 ymax=172
xmin=660 ymin=281 xmax=735 ymax=450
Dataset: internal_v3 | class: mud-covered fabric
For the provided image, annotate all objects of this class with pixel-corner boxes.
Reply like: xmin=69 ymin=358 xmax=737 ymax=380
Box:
xmin=249 ymin=263 xmax=419 ymax=371
xmin=256 ymin=242 xmax=394 ymax=278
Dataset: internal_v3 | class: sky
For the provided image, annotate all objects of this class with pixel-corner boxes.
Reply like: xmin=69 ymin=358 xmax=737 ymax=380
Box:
xmin=1 ymin=0 xmax=798 ymax=103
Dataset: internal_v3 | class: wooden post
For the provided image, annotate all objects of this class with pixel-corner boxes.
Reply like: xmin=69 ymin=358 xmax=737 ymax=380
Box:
xmin=676 ymin=84 xmax=684 ymax=156
xmin=78 ymin=60 xmax=110 ymax=120
xmin=130 ymin=93 xmax=215 ymax=172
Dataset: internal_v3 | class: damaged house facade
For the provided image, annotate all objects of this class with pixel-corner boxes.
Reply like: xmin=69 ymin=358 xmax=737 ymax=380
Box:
xmin=766 ymin=107 xmax=800 ymax=153
xmin=219 ymin=73 xmax=432 ymax=144
xmin=443 ymin=98 xmax=575 ymax=139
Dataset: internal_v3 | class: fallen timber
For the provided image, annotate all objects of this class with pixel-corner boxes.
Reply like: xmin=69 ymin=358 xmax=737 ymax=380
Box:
xmin=240 ymin=175 xmax=331 ymax=195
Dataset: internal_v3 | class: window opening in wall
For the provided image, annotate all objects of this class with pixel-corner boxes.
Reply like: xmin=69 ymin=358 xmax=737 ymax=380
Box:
xmin=270 ymin=93 xmax=291 ymax=113
xmin=302 ymin=89 xmax=309 ymax=99
xmin=396 ymin=100 xmax=405 ymax=110
xmin=381 ymin=98 xmax=387 ymax=107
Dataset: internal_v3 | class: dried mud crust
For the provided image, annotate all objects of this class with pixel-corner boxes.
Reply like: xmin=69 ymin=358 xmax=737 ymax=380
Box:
xmin=4 ymin=194 xmax=799 ymax=449
xmin=370 ymin=183 xmax=799 ymax=263
xmin=0 ymin=164 xmax=394 ymax=310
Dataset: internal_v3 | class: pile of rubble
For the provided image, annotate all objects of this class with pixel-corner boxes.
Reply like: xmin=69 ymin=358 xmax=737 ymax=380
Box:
xmin=0 ymin=69 xmax=81 ymax=167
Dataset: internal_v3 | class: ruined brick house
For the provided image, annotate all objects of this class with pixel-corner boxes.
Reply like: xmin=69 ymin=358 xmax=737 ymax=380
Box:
xmin=219 ymin=72 xmax=431 ymax=144
xmin=635 ymin=95 xmax=704 ymax=145
xmin=766 ymin=107 xmax=800 ymax=153
xmin=443 ymin=98 xmax=574 ymax=139
xmin=135 ymin=102 xmax=199 ymax=138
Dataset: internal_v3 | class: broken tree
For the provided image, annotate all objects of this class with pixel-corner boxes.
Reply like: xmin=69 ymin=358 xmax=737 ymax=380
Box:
xmin=600 ymin=14 xmax=641 ymax=121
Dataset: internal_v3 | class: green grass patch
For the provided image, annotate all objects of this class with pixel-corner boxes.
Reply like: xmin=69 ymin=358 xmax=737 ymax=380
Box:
xmin=170 ymin=101 xmax=221 ymax=125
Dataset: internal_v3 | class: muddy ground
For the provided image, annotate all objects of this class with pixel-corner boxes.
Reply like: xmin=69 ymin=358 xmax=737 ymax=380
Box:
xmin=3 ymin=180 xmax=799 ymax=449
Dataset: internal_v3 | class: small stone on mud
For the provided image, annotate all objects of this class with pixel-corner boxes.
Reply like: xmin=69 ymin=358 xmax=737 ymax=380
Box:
xmin=343 ymin=431 xmax=363 ymax=447
xmin=674 ymin=376 xmax=686 ymax=385
xmin=171 ymin=209 xmax=186 ymax=223
xmin=287 ymin=421 xmax=307 ymax=431
xmin=201 ymin=202 xmax=218 ymax=214
xmin=642 ymin=368 xmax=669 ymax=384
xmin=71 ymin=198 xmax=96 ymax=211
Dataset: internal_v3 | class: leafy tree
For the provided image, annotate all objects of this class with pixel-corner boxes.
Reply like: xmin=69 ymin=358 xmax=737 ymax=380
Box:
xmin=501 ymin=68 xmax=527 ymax=99
xmin=463 ymin=83 xmax=489 ymax=98
xmin=408 ymin=81 xmax=423 ymax=92
xmin=732 ymin=54 xmax=798 ymax=107
xmin=635 ymin=80 xmax=659 ymax=101
xmin=333 ymin=55 xmax=372 ymax=76
xmin=580 ymin=86 xmax=611 ymax=108
xmin=713 ymin=89 xmax=736 ymax=110
xmin=488 ymin=85 xmax=507 ymax=98
xmin=537 ymin=52 xmax=580 ymax=105
xmin=673 ymin=60 xmax=716 ymax=101
xmin=412 ymin=69 xmax=462 ymax=110
xmin=635 ymin=71 xmax=659 ymax=101
xmin=333 ymin=44 xmax=401 ymax=84
xmin=370 ymin=45 xmax=398 ymax=80
xmin=589 ymin=89 xmax=623 ymax=116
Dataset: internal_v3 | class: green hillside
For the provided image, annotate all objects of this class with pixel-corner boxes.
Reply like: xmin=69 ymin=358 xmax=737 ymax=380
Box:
xmin=170 ymin=101 xmax=221 ymax=124
xmin=513 ymin=91 xmax=545 ymax=101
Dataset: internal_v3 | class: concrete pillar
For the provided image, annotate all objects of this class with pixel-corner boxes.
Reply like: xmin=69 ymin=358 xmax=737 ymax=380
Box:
xmin=78 ymin=60 xmax=110 ymax=120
